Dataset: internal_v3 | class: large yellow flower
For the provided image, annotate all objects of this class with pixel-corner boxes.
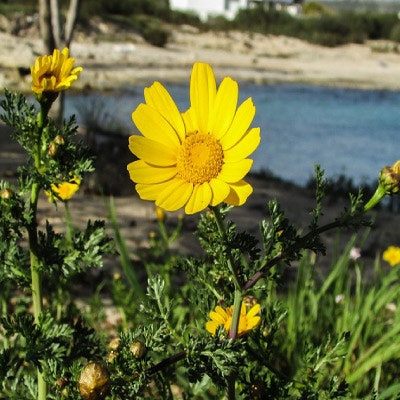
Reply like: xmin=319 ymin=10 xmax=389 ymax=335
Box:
xmin=46 ymin=176 xmax=81 ymax=202
xmin=31 ymin=47 xmax=83 ymax=94
xmin=206 ymin=302 xmax=261 ymax=337
xmin=127 ymin=62 xmax=260 ymax=214
xmin=382 ymin=246 xmax=400 ymax=267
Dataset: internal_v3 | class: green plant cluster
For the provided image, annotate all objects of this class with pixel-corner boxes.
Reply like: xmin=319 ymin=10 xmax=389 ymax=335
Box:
xmin=0 ymin=90 xmax=114 ymax=399
xmin=2 ymin=68 xmax=400 ymax=399
xmin=79 ymin=0 xmax=175 ymax=48
xmin=233 ymin=7 xmax=400 ymax=47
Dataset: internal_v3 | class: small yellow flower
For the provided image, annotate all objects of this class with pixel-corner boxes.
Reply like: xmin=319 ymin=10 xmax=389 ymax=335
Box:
xmin=46 ymin=176 xmax=81 ymax=202
xmin=31 ymin=47 xmax=83 ymax=95
xmin=206 ymin=301 xmax=261 ymax=337
xmin=383 ymin=246 xmax=400 ymax=267
xmin=127 ymin=62 xmax=260 ymax=214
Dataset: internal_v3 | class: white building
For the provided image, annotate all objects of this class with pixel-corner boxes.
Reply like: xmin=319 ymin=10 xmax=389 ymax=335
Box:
xmin=170 ymin=0 xmax=302 ymax=21
xmin=170 ymin=0 xmax=254 ymax=21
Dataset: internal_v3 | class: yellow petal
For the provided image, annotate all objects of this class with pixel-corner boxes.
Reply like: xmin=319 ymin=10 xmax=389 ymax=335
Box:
xmin=132 ymin=103 xmax=181 ymax=147
xmin=209 ymin=178 xmax=231 ymax=206
xmin=218 ymin=159 xmax=253 ymax=183
xmin=246 ymin=315 xmax=261 ymax=330
xmin=144 ymin=82 xmax=185 ymax=142
xmin=185 ymin=183 xmax=212 ymax=214
xmin=136 ymin=181 xmax=174 ymax=201
xmin=220 ymin=98 xmax=256 ymax=149
xmin=247 ymin=304 xmax=261 ymax=318
xmin=223 ymin=128 xmax=261 ymax=163
xmin=215 ymin=306 xmax=229 ymax=319
xmin=182 ymin=108 xmax=197 ymax=134
xmin=156 ymin=179 xmax=194 ymax=211
xmin=129 ymin=136 xmax=177 ymax=166
xmin=206 ymin=321 xmax=218 ymax=335
xmin=190 ymin=62 xmax=216 ymax=134
xmin=209 ymin=77 xmax=238 ymax=139
xmin=127 ymin=160 xmax=177 ymax=184
xmin=225 ymin=180 xmax=253 ymax=206
xmin=209 ymin=311 xmax=227 ymax=325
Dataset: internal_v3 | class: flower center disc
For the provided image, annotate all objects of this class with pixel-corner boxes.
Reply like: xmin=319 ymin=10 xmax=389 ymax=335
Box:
xmin=177 ymin=133 xmax=224 ymax=184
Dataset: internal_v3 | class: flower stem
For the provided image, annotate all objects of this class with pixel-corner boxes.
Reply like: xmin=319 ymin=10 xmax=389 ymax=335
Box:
xmin=29 ymin=182 xmax=47 ymax=400
xmin=29 ymin=182 xmax=42 ymax=318
xmin=227 ymin=288 xmax=242 ymax=400
xmin=210 ymin=206 xmax=242 ymax=399
xmin=64 ymin=201 xmax=73 ymax=244
xmin=210 ymin=206 xmax=241 ymax=290
xmin=29 ymin=107 xmax=47 ymax=400
xmin=363 ymin=185 xmax=386 ymax=212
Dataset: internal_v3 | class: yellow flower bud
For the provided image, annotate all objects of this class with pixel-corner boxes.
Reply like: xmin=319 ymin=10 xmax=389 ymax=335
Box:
xmin=364 ymin=160 xmax=400 ymax=212
xmin=379 ymin=161 xmax=400 ymax=195
xmin=130 ymin=340 xmax=147 ymax=359
xmin=108 ymin=337 xmax=120 ymax=352
xmin=243 ymin=295 xmax=258 ymax=308
xmin=78 ymin=362 xmax=110 ymax=400
xmin=1 ymin=188 xmax=12 ymax=200
xmin=155 ymin=206 xmax=166 ymax=222
xmin=54 ymin=135 xmax=65 ymax=145
xmin=106 ymin=351 xmax=117 ymax=364
xmin=48 ymin=141 xmax=58 ymax=158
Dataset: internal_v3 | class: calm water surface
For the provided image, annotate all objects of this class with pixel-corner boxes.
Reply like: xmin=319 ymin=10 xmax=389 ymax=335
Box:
xmin=66 ymin=83 xmax=400 ymax=186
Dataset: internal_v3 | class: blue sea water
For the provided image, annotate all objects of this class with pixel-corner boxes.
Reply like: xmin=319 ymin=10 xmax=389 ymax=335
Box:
xmin=66 ymin=83 xmax=400 ymax=187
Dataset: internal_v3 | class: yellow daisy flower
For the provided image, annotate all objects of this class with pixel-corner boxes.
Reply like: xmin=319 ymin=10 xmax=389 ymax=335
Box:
xmin=206 ymin=302 xmax=261 ymax=337
xmin=127 ymin=62 xmax=260 ymax=214
xmin=46 ymin=176 xmax=81 ymax=202
xmin=382 ymin=246 xmax=400 ymax=267
xmin=31 ymin=47 xmax=83 ymax=95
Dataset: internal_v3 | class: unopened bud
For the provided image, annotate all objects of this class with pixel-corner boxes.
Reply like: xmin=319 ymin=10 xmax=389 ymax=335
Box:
xmin=48 ymin=141 xmax=58 ymax=157
xmin=243 ymin=295 xmax=258 ymax=308
xmin=130 ymin=340 xmax=147 ymax=359
xmin=155 ymin=206 xmax=166 ymax=223
xmin=379 ymin=161 xmax=400 ymax=195
xmin=54 ymin=135 xmax=65 ymax=145
xmin=108 ymin=337 xmax=120 ymax=352
xmin=78 ymin=362 xmax=110 ymax=400
xmin=364 ymin=160 xmax=400 ymax=212
xmin=1 ymin=188 xmax=12 ymax=200
xmin=55 ymin=376 xmax=68 ymax=390
xmin=106 ymin=351 xmax=117 ymax=364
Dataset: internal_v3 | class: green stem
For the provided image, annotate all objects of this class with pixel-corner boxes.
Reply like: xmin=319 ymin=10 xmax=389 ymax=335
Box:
xmin=29 ymin=182 xmax=47 ymax=399
xmin=210 ymin=206 xmax=242 ymax=400
xmin=229 ymin=289 xmax=242 ymax=340
xmin=227 ymin=288 xmax=242 ymax=400
xmin=158 ymin=220 xmax=170 ymax=246
xmin=30 ymin=106 xmax=47 ymax=400
xmin=210 ymin=206 xmax=241 ymax=290
xmin=64 ymin=201 xmax=73 ymax=244
xmin=363 ymin=184 xmax=386 ymax=212
xmin=29 ymin=182 xmax=42 ymax=323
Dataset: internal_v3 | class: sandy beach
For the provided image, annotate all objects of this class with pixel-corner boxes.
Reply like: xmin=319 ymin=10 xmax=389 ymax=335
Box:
xmin=1 ymin=24 xmax=400 ymax=279
xmin=2 ymin=24 xmax=400 ymax=91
